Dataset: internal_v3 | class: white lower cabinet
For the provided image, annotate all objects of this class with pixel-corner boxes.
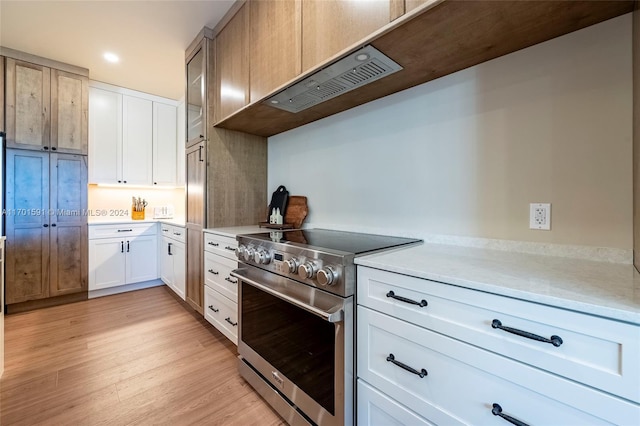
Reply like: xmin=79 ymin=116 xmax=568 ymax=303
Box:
xmin=159 ymin=224 xmax=186 ymax=300
xmin=89 ymin=223 xmax=158 ymax=291
xmin=356 ymin=266 xmax=640 ymax=426
xmin=203 ymin=230 xmax=239 ymax=344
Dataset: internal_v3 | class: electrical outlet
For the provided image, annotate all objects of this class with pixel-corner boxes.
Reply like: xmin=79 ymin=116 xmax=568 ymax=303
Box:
xmin=530 ymin=203 xmax=551 ymax=230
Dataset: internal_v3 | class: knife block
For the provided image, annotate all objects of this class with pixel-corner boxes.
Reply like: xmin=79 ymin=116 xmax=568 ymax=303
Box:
xmin=131 ymin=206 xmax=145 ymax=220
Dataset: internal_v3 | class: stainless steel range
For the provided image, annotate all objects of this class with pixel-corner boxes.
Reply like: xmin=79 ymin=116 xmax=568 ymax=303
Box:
xmin=231 ymin=229 xmax=421 ymax=426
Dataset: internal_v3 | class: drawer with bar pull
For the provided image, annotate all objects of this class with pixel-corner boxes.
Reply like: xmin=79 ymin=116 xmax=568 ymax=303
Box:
xmin=204 ymin=284 xmax=238 ymax=345
xmin=160 ymin=223 xmax=185 ymax=243
xmin=204 ymin=251 xmax=238 ymax=301
xmin=88 ymin=222 xmax=157 ymax=239
xmin=204 ymin=232 xmax=238 ymax=260
xmin=357 ymin=266 xmax=640 ymax=403
xmin=357 ymin=306 xmax=639 ymax=425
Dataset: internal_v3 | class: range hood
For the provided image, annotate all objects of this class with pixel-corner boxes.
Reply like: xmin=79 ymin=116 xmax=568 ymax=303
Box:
xmin=264 ymin=45 xmax=403 ymax=113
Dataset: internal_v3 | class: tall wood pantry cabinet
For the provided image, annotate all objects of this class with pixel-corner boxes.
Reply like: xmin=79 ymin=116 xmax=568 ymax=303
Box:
xmin=184 ymin=27 xmax=267 ymax=315
xmin=2 ymin=50 xmax=89 ymax=312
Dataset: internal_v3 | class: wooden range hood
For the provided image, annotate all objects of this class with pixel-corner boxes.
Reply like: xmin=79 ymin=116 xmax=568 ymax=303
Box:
xmin=217 ymin=0 xmax=635 ymax=138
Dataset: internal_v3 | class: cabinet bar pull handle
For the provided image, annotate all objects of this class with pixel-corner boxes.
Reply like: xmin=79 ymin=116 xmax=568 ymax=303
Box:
xmin=386 ymin=354 xmax=427 ymax=378
xmin=198 ymin=145 xmax=204 ymax=162
xmin=491 ymin=403 xmax=529 ymax=426
xmin=168 ymin=242 xmax=172 ymax=256
xmin=127 ymin=241 xmax=130 ymax=253
xmin=117 ymin=229 xmax=133 ymax=232
xmin=224 ymin=246 xmax=235 ymax=251
xmin=208 ymin=305 xmax=219 ymax=313
xmin=491 ymin=319 xmax=563 ymax=347
xmin=51 ymin=147 xmax=57 ymax=151
xmin=386 ymin=291 xmax=427 ymax=308
xmin=225 ymin=277 xmax=238 ymax=284
xmin=208 ymin=242 xmax=219 ymax=247
xmin=224 ymin=317 xmax=238 ymax=327
xmin=121 ymin=241 xmax=124 ymax=253
xmin=208 ymin=269 xmax=219 ymax=275
xmin=43 ymin=224 xmax=49 ymax=228
xmin=174 ymin=232 xmax=181 ymax=236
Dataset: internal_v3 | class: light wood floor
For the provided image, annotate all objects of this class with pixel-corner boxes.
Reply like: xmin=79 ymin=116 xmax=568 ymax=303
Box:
xmin=0 ymin=286 xmax=286 ymax=426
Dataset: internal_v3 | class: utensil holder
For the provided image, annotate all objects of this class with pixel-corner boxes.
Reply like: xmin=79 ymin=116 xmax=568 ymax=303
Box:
xmin=132 ymin=207 xmax=145 ymax=220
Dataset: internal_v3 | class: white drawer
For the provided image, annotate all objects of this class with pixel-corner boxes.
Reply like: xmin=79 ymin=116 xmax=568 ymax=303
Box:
xmin=358 ymin=306 xmax=639 ymax=426
xmin=204 ymin=232 xmax=237 ymax=260
xmin=89 ymin=222 xmax=157 ymax=239
xmin=204 ymin=285 xmax=238 ymax=345
xmin=160 ymin=224 xmax=185 ymax=243
xmin=204 ymin=252 xmax=238 ymax=301
xmin=357 ymin=380 xmax=434 ymax=426
xmin=358 ymin=266 xmax=640 ymax=403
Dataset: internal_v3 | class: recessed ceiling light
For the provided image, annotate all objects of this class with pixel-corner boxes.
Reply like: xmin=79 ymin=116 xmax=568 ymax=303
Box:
xmin=104 ymin=52 xmax=120 ymax=63
xmin=355 ymin=53 xmax=370 ymax=61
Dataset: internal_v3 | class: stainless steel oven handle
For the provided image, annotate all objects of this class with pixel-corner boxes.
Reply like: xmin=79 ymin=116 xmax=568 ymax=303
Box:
xmin=231 ymin=269 xmax=344 ymax=323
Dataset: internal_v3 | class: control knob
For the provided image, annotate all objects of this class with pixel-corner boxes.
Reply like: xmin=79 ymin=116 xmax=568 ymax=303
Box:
xmin=317 ymin=266 xmax=338 ymax=286
xmin=243 ymin=247 xmax=255 ymax=262
xmin=285 ymin=258 xmax=299 ymax=273
xmin=235 ymin=245 xmax=246 ymax=260
xmin=254 ymin=249 xmax=272 ymax=265
xmin=298 ymin=261 xmax=317 ymax=279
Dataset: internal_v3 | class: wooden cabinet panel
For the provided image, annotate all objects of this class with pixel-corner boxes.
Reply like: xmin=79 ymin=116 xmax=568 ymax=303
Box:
xmin=249 ymin=0 xmax=302 ymax=103
xmin=152 ymin=102 xmax=177 ymax=186
xmin=1 ymin=56 xmax=4 ymax=132
xmin=186 ymin=43 xmax=207 ymax=146
xmin=51 ymin=70 xmax=88 ymax=154
xmin=5 ymin=150 xmax=50 ymax=304
xmin=301 ymin=0 xmax=394 ymax=73
xmin=405 ymin=0 xmax=429 ymax=13
xmin=186 ymin=142 xmax=206 ymax=227
xmin=5 ymin=59 xmax=51 ymax=150
xmin=49 ymin=153 xmax=87 ymax=297
xmin=122 ymin=95 xmax=153 ymax=185
xmin=215 ymin=3 xmax=249 ymax=122
xmin=88 ymin=87 xmax=122 ymax=184
xmin=186 ymin=226 xmax=204 ymax=314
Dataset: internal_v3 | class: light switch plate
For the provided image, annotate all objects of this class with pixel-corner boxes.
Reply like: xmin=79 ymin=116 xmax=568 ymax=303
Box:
xmin=530 ymin=203 xmax=551 ymax=230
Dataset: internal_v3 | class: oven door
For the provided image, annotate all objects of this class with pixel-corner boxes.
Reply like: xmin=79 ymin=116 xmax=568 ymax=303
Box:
xmin=232 ymin=266 xmax=353 ymax=426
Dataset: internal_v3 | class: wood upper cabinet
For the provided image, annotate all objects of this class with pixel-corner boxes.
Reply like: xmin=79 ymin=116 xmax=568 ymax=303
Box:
xmin=1 ymin=56 xmax=5 ymax=132
xmin=5 ymin=58 xmax=51 ymax=150
xmin=301 ymin=0 xmax=396 ymax=73
xmin=215 ymin=3 xmax=249 ymax=122
xmin=249 ymin=0 xmax=302 ymax=103
xmin=50 ymin=69 xmax=88 ymax=154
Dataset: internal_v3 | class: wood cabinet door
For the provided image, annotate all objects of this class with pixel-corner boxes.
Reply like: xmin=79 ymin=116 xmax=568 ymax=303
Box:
xmin=186 ymin=142 xmax=206 ymax=227
xmin=89 ymin=238 xmax=126 ymax=290
xmin=249 ymin=0 xmax=302 ymax=103
xmin=301 ymin=0 xmax=395 ymax=73
xmin=51 ymin=69 xmax=88 ymax=155
xmin=1 ymin=56 xmax=5 ymax=132
xmin=186 ymin=226 xmax=204 ymax=314
xmin=186 ymin=43 xmax=207 ymax=147
xmin=215 ymin=3 xmax=249 ymax=122
xmin=5 ymin=149 xmax=50 ymax=304
xmin=125 ymin=235 xmax=158 ymax=284
xmin=88 ymin=87 xmax=122 ymax=184
xmin=49 ymin=153 xmax=87 ymax=297
xmin=122 ymin=95 xmax=153 ymax=185
xmin=152 ymin=102 xmax=178 ymax=186
xmin=5 ymin=58 xmax=51 ymax=151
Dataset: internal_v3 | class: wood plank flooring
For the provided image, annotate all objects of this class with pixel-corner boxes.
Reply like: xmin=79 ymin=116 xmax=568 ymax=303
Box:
xmin=0 ymin=286 xmax=286 ymax=426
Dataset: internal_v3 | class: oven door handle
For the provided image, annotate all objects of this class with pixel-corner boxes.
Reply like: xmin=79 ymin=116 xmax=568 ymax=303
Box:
xmin=231 ymin=269 xmax=344 ymax=323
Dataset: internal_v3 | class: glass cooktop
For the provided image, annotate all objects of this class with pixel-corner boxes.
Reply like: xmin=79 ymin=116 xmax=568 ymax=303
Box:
xmin=243 ymin=229 xmax=422 ymax=256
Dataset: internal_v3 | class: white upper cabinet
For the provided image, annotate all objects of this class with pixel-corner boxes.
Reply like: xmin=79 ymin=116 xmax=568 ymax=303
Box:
xmin=152 ymin=102 xmax=178 ymax=186
xmin=88 ymin=81 xmax=179 ymax=186
xmin=122 ymin=95 xmax=153 ymax=185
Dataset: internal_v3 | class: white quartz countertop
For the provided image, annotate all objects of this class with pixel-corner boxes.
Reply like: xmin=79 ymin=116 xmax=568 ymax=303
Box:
xmin=88 ymin=218 xmax=185 ymax=227
xmin=355 ymin=243 xmax=640 ymax=324
xmin=203 ymin=225 xmax=263 ymax=238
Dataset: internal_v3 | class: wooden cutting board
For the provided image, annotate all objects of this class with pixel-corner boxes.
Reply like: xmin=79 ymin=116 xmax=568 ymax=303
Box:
xmin=284 ymin=196 xmax=308 ymax=228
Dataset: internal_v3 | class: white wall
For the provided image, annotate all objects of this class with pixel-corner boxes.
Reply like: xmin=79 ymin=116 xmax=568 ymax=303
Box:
xmin=268 ymin=14 xmax=633 ymax=250
xmin=87 ymin=186 xmax=185 ymax=222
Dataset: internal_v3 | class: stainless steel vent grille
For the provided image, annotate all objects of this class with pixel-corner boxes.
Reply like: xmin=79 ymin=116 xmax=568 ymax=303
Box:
xmin=264 ymin=45 xmax=402 ymax=113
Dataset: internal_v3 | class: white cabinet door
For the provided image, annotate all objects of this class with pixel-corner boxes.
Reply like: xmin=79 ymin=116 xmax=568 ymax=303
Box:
xmin=160 ymin=236 xmax=173 ymax=286
xmin=172 ymin=241 xmax=186 ymax=300
xmin=88 ymin=87 xmax=122 ymax=184
xmin=89 ymin=238 xmax=125 ymax=290
xmin=176 ymin=100 xmax=186 ymax=187
xmin=125 ymin=235 xmax=158 ymax=283
xmin=152 ymin=102 xmax=177 ymax=186
xmin=122 ymin=95 xmax=152 ymax=185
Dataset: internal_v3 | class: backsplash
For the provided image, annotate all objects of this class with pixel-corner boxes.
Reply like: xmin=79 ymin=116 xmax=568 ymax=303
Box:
xmin=87 ymin=185 xmax=185 ymax=222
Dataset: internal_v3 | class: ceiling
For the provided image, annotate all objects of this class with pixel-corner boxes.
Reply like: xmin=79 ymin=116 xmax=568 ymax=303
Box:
xmin=0 ymin=0 xmax=235 ymax=100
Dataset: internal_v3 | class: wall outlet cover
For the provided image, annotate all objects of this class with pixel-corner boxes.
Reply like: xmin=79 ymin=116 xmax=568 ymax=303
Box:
xmin=530 ymin=203 xmax=551 ymax=230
